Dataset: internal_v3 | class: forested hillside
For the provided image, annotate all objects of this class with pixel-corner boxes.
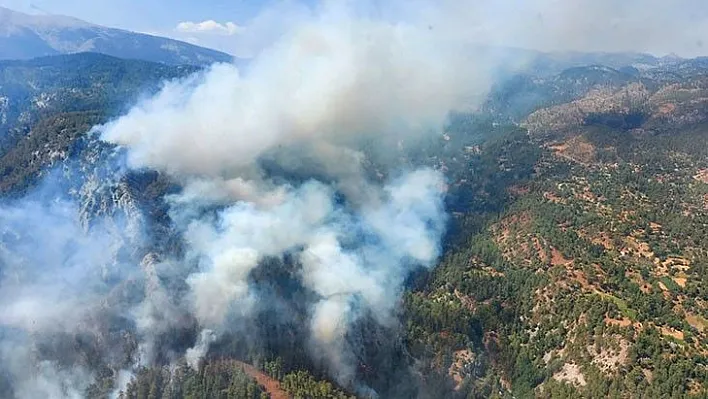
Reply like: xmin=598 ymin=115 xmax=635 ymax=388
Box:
xmin=0 ymin=52 xmax=706 ymax=399
xmin=0 ymin=53 xmax=197 ymax=193
xmin=403 ymin=67 xmax=708 ymax=398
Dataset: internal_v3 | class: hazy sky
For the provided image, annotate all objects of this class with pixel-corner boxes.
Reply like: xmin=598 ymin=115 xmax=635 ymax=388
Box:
xmin=0 ymin=0 xmax=275 ymax=30
xmin=2 ymin=0 xmax=708 ymax=58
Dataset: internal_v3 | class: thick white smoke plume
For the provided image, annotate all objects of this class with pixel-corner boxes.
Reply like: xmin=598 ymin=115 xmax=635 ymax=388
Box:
xmin=8 ymin=0 xmax=703 ymax=396
xmin=100 ymin=0 xmax=470 ymax=384
xmin=102 ymin=9 xmax=485 ymax=177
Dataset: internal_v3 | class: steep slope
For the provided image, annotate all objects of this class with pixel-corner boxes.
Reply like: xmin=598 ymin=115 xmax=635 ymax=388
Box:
xmin=0 ymin=53 xmax=197 ymax=252
xmin=0 ymin=6 xmax=233 ymax=65
xmin=406 ymin=64 xmax=708 ymax=398
xmin=0 ymin=48 xmax=707 ymax=398
xmin=0 ymin=53 xmax=199 ymax=191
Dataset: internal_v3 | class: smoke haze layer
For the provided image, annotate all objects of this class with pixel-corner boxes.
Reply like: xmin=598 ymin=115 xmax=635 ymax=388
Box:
xmin=0 ymin=1 xmax=475 ymax=395
xmin=99 ymin=0 xmax=462 ymax=392
xmin=5 ymin=0 xmax=704 ymax=397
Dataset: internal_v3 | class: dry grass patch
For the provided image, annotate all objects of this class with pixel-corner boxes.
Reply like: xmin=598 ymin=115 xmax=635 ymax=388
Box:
xmin=686 ymin=313 xmax=707 ymax=333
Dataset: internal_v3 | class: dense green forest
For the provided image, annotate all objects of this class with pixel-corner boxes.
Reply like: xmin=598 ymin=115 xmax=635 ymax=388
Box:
xmin=399 ymin=77 xmax=708 ymax=397
xmin=116 ymin=360 xmax=268 ymax=399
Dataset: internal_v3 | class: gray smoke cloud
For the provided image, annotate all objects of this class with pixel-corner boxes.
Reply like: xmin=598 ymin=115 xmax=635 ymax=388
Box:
xmin=490 ymin=0 xmax=708 ymax=57
xmin=170 ymin=0 xmax=708 ymax=59
xmin=159 ymin=169 xmax=446 ymax=384
xmin=99 ymin=0 xmax=459 ymax=387
xmin=0 ymin=192 xmax=144 ymax=399
xmin=2 ymin=0 xmax=705 ymax=397
xmin=102 ymin=16 xmax=486 ymax=177
xmin=183 ymin=0 xmax=708 ymax=62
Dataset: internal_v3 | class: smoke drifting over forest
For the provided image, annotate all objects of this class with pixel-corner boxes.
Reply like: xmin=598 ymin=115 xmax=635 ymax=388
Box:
xmin=0 ymin=2 xmax=471 ymax=397
xmin=0 ymin=0 xmax=704 ymax=398
xmin=99 ymin=0 xmax=465 ymax=391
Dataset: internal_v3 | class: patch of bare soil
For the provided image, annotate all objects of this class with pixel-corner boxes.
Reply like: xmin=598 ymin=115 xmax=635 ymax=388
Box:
xmin=686 ymin=314 xmax=707 ymax=333
xmin=454 ymin=289 xmax=477 ymax=312
xmin=649 ymin=222 xmax=663 ymax=234
xmin=660 ymin=326 xmax=685 ymax=341
xmin=626 ymin=272 xmax=652 ymax=293
xmin=551 ymin=248 xmax=573 ymax=267
xmin=576 ymin=187 xmax=599 ymax=203
xmin=543 ymin=191 xmax=566 ymax=204
xmin=588 ymin=338 xmax=630 ymax=373
xmin=621 ymin=236 xmax=655 ymax=260
xmin=553 ymin=363 xmax=587 ymax=387
xmin=656 ymin=103 xmax=677 ymax=116
xmin=642 ymin=369 xmax=654 ymax=383
xmin=532 ymin=287 xmax=554 ymax=318
xmin=533 ymin=237 xmax=549 ymax=263
xmin=492 ymin=213 xmax=543 ymax=264
xmin=493 ymin=213 xmax=532 ymax=238
xmin=605 ymin=317 xmax=632 ymax=328
xmin=508 ymin=185 xmax=530 ymax=196
xmin=568 ymin=269 xmax=593 ymax=291
xmin=543 ymin=351 xmax=554 ymax=364
xmin=592 ymin=233 xmax=615 ymax=250
xmin=688 ymin=379 xmax=704 ymax=395
xmin=448 ymin=349 xmax=474 ymax=390
xmin=673 ymin=277 xmax=687 ymax=288
xmin=549 ymin=136 xmax=597 ymax=165
xmin=657 ymin=282 xmax=672 ymax=299
xmin=235 ymin=361 xmax=290 ymax=399
xmin=694 ymin=168 xmax=708 ymax=183
xmin=662 ymin=256 xmax=691 ymax=272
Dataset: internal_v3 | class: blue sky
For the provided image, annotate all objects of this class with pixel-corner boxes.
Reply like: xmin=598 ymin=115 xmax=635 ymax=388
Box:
xmin=0 ymin=0 xmax=327 ymax=56
xmin=0 ymin=0 xmax=278 ymax=31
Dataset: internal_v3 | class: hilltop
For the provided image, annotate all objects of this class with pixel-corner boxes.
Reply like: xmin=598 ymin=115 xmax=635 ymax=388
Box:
xmin=0 ymin=6 xmax=233 ymax=65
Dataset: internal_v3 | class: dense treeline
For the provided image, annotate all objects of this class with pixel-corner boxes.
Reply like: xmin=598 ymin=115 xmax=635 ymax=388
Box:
xmin=115 ymin=360 xmax=267 ymax=399
xmin=400 ymin=113 xmax=708 ymax=397
xmin=280 ymin=371 xmax=354 ymax=399
xmin=0 ymin=111 xmax=103 ymax=193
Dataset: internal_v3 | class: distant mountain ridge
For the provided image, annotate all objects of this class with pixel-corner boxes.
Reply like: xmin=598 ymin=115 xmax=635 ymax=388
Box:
xmin=0 ymin=6 xmax=234 ymax=65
